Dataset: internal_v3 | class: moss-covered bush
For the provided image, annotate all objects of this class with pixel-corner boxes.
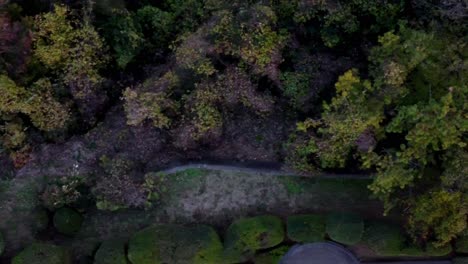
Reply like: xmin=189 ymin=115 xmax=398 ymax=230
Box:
xmin=456 ymin=234 xmax=468 ymax=253
xmin=223 ymin=215 xmax=284 ymax=263
xmin=94 ymin=240 xmax=127 ymax=264
xmin=326 ymin=212 xmax=363 ymax=245
xmin=53 ymin=207 xmax=83 ymax=235
xmin=128 ymin=224 xmax=222 ymax=264
xmin=12 ymin=243 xmax=72 ymax=264
xmin=253 ymin=245 xmax=290 ymax=264
xmin=286 ymin=214 xmax=326 ymax=243
xmin=361 ymin=221 xmax=405 ymax=255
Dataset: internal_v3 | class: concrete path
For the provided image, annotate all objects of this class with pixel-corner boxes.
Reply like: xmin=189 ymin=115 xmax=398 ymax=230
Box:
xmin=159 ymin=162 xmax=372 ymax=179
xmin=280 ymin=243 xmax=452 ymax=264
xmin=280 ymin=242 xmax=360 ymax=264
xmin=366 ymin=262 xmax=451 ymax=264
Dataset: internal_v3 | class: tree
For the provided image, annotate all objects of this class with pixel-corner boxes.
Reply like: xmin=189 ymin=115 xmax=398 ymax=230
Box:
xmin=33 ymin=4 xmax=107 ymax=124
xmin=289 ymin=25 xmax=468 ymax=246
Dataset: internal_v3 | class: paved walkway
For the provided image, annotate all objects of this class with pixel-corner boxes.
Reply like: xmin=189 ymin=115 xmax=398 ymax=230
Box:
xmin=366 ymin=262 xmax=451 ymax=264
xmin=280 ymin=243 xmax=360 ymax=264
xmin=280 ymin=243 xmax=452 ymax=264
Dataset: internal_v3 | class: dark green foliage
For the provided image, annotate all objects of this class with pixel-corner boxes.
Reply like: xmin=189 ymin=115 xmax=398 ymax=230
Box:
xmin=0 ymin=232 xmax=4 ymax=256
xmin=361 ymin=221 xmax=405 ymax=255
xmin=12 ymin=243 xmax=72 ymax=264
xmin=280 ymin=72 xmax=310 ymax=109
xmin=455 ymin=233 xmax=468 ymax=253
xmin=53 ymin=207 xmax=83 ymax=235
xmin=102 ymin=10 xmax=143 ymax=68
xmin=32 ymin=209 xmax=49 ymax=232
xmin=290 ymin=23 xmax=468 ymax=247
xmin=94 ymin=240 xmax=127 ymax=264
xmin=135 ymin=6 xmax=174 ymax=48
xmin=253 ymin=245 xmax=290 ymax=264
xmin=164 ymin=0 xmax=207 ymax=33
xmin=326 ymin=212 xmax=364 ymax=245
xmin=454 ymin=258 xmax=468 ymax=264
xmin=94 ymin=0 xmax=126 ymax=15
xmin=286 ymin=214 xmax=326 ymax=243
xmin=398 ymin=243 xmax=452 ymax=257
xmin=224 ymin=215 xmax=284 ymax=263
xmin=292 ymin=0 xmax=404 ymax=47
xmin=361 ymin=221 xmax=453 ymax=257
xmin=128 ymin=224 xmax=223 ymax=264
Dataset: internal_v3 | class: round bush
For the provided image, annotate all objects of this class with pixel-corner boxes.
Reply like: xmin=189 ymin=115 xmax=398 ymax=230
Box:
xmin=456 ymin=234 xmax=468 ymax=253
xmin=362 ymin=221 xmax=405 ymax=255
xmin=12 ymin=243 xmax=71 ymax=264
xmin=326 ymin=212 xmax=363 ymax=245
xmin=94 ymin=240 xmax=127 ymax=264
xmin=287 ymin=214 xmax=326 ymax=243
xmin=53 ymin=207 xmax=83 ymax=235
xmin=128 ymin=224 xmax=222 ymax=264
xmin=223 ymin=215 xmax=284 ymax=263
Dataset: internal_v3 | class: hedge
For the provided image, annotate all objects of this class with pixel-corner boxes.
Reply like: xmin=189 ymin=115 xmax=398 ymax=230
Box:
xmin=287 ymin=214 xmax=326 ymax=243
xmin=94 ymin=240 xmax=127 ymax=264
xmin=12 ymin=243 xmax=72 ymax=264
xmin=128 ymin=224 xmax=222 ymax=264
xmin=361 ymin=221 xmax=405 ymax=255
xmin=223 ymin=215 xmax=284 ymax=263
xmin=360 ymin=220 xmax=452 ymax=257
xmin=456 ymin=234 xmax=468 ymax=253
xmin=326 ymin=212 xmax=363 ymax=245
xmin=253 ymin=246 xmax=290 ymax=264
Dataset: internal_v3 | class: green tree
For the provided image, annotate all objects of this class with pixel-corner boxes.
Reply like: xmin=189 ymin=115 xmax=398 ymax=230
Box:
xmin=289 ymin=25 xmax=468 ymax=246
xmin=0 ymin=75 xmax=69 ymax=132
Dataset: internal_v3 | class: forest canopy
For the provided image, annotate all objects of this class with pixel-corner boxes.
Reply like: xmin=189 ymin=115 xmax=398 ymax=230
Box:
xmin=0 ymin=0 xmax=466 ymax=257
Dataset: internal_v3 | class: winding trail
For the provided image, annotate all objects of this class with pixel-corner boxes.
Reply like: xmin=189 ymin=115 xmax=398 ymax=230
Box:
xmin=159 ymin=162 xmax=372 ymax=179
